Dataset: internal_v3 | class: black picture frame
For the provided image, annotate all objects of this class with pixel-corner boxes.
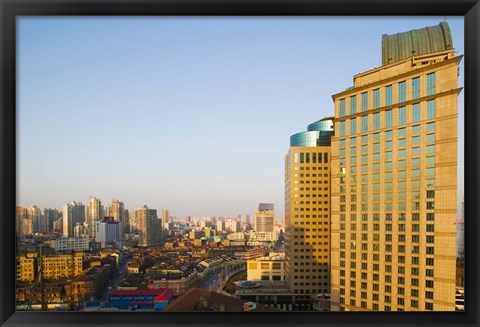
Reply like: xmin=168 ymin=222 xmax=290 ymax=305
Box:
xmin=1 ymin=0 xmax=478 ymax=326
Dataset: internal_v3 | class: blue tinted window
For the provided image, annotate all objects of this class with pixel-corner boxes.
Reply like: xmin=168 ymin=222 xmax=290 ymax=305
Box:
xmin=427 ymin=100 xmax=435 ymax=119
xmin=340 ymin=99 xmax=346 ymax=117
xmin=362 ymin=92 xmax=368 ymax=112
xmin=350 ymin=95 xmax=357 ymax=114
xmin=398 ymin=81 xmax=406 ymax=102
xmin=351 ymin=118 xmax=357 ymax=135
xmin=362 ymin=116 xmax=368 ymax=132
xmin=398 ymin=107 xmax=406 ymax=125
xmin=385 ymin=110 xmax=392 ymax=128
xmin=427 ymin=73 xmax=435 ymax=95
xmin=385 ymin=85 xmax=392 ymax=105
xmin=412 ymin=77 xmax=420 ymax=99
xmin=373 ymin=89 xmax=380 ymax=109
xmin=340 ymin=121 xmax=346 ymax=137
xmin=374 ymin=112 xmax=380 ymax=130
xmin=412 ymin=103 xmax=420 ymax=122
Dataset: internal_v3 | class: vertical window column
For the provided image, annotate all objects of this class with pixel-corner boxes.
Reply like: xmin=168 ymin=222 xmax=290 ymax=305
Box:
xmin=362 ymin=92 xmax=368 ymax=112
xmin=385 ymin=85 xmax=392 ymax=106
xmin=398 ymin=81 xmax=406 ymax=102
xmin=412 ymin=77 xmax=420 ymax=99
xmin=427 ymin=73 xmax=436 ymax=95
xmin=350 ymin=95 xmax=357 ymax=115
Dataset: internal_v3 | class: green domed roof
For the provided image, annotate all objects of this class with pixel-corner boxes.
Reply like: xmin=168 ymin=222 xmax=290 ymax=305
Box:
xmin=382 ymin=22 xmax=453 ymax=65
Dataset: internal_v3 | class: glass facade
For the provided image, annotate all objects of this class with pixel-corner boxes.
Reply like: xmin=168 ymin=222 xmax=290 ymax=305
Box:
xmin=291 ymin=117 xmax=335 ymax=147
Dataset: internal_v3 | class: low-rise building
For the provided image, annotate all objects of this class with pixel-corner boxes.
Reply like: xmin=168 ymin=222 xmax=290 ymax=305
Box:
xmin=107 ymin=289 xmax=174 ymax=311
xmin=16 ymin=253 xmax=37 ymax=281
xmin=50 ymin=237 xmax=90 ymax=252
xmin=247 ymin=252 xmax=286 ymax=282
xmin=41 ymin=252 xmax=84 ymax=279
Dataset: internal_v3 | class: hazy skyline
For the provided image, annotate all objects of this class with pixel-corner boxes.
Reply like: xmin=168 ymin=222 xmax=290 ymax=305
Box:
xmin=17 ymin=16 xmax=464 ymax=218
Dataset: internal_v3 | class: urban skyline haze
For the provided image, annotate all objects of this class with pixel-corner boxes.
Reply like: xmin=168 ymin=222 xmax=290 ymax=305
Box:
xmin=17 ymin=16 xmax=464 ymax=218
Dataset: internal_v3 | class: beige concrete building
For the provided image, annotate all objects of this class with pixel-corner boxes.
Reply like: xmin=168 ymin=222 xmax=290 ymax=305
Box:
xmin=285 ymin=118 xmax=334 ymax=300
xmin=330 ymin=22 xmax=461 ymax=311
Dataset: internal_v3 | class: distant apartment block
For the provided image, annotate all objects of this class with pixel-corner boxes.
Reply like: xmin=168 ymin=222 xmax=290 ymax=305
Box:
xmin=136 ymin=205 xmax=162 ymax=247
xmin=87 ymin=196 xmax=102 ymax=238
xmin=255 ymin=203 xmax=274 ymax=233
xmin=95 ymin=216 xmax=122 ymax=247
xmin=62 ymin=201 xmax=86 ymax=238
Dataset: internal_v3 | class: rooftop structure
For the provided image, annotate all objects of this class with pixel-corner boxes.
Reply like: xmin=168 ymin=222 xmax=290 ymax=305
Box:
xmin=382 ymin=22 xmax=453 ymax=65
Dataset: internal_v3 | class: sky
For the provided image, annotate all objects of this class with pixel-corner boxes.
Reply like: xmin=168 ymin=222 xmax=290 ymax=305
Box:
xmin=17 ymin=16 xmax=464 ymax=218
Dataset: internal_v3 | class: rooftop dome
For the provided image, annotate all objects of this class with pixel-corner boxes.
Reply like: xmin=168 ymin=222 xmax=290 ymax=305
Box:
xmin=382 ymin=22 xmax=453 ymax=65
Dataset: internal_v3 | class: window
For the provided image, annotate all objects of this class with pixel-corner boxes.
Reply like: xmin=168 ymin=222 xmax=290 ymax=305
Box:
xmin=340 ymin=121 xmax=346 ymax=137
xmin=362 ymin=116 xmax=368 ymax=132
xmin=385 ymin=110 xmax=392 ymax=128
xmin=398 ymin=127 xmax=406 ymax=136
xmin=412 ymin=147 xmax=420 ymax=156
xmin=398 ymin=81 xmax=406 ymax=102
xmin=427 ymin=122 xmax=435 ymax=131
xmin=362 ymin=135 xmax=368 ymax=143
xmin=385 ymin=85 xmax=392 ymax=106
xmin=373 ymin=88 xmax=380 ymax=109
xmin=412 ymin=103 xmax=420 ymax=122
xmin=340 ymin=99 xmax=346 ymax=117
xmin=412 ymin=125 xmax=420 ymax=134
xmin=362 ymin=92 xmax=368 ymax=112
xmin=398 ymin=138 xmax=406 ymax=147
xmin=350 ymin=95 xmax=357 ymax=114
xmin=351 ymin=118 xmax=357 ymax=135
xmin=427 ymin=72 xmax=435 ymax=95
xmin=427 ymin=100 xmax=435 ymax=119
xmin=374 ymin=112 xmax=380 ymax=130
xmin=412 ymin=77 xmax=420 ymax=99
xmin=427 ymin=134 xmax=435 ymax=143
xmin=412 ymin=158 xmax=420 ymax=166
xmin=398 ymin=106 xmax=406 ymax=125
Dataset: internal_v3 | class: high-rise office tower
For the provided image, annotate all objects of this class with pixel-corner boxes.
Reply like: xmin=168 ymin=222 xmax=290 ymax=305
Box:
xmin=63 ymin=201 xmax=86 ymax=237
xmin=87 ymin=196 xmax=102 ymax=238
xmin=330 ymin=22 xmax=460 ymax=311
xmin=255 ymin=203 xmax=274 ymax=233
xmin=285 ymin=118 xmax=334 ymax=304
xmin=136 ymin=205 xmax=161 ymax=247
xmin=111 ymin=199 xmax=127 ymax=236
